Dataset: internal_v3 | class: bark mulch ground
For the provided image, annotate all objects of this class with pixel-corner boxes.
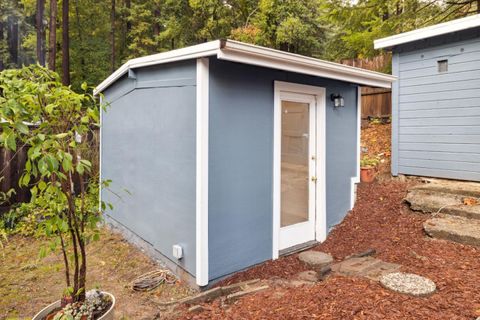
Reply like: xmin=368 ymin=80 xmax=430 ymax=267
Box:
xmin=179 ymin=180 xmax=480 ymax=319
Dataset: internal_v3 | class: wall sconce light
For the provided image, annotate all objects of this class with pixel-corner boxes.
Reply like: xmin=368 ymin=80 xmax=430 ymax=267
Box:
xmin=330 ymin=94 xmax=344 ymax=108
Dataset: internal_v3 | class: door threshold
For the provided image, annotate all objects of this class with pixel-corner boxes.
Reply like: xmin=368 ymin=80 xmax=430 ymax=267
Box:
xmin=279 ymin=240 xmax=318 ymax=257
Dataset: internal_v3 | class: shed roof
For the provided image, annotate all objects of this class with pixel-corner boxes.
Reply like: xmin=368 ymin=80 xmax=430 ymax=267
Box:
xmin=375 ymin=14 xmax=480 ymax=50
xmin=95 ymin=39 xmax=395 ymax=94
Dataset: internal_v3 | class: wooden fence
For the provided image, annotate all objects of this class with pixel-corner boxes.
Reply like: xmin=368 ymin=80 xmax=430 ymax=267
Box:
xmin=0 ymin=146 xmax=29 ymax=213
xmin=341 ymin=54 xmax=392 ymax=120
xmin=0 ymin=129 xmax=99 ymax=213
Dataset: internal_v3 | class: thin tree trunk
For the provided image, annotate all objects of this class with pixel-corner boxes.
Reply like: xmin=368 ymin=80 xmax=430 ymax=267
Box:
xmin=125 ymin=0 xmax=131 ymax=34
xmin=111 ymin=0 xmax=116 ymax=72
xmin=7 ymin=16 xmax=19 ymax=66
xmin=153 ymin=7 xmax=160 ymax=36
xmin=0 ymin=21 xmax=4 ymax=70
xmin=48 ymin=0 xmax=57 ymax=71
xmin=36 ymin=0 xmax=46 ymax=66
xmin=62 ymin=0 xmax=70 ymax=85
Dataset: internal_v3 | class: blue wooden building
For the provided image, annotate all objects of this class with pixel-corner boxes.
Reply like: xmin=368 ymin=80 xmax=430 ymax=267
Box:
xmin=375 ymin=14 xmax=480 ymax=182
xmin=95 ymin=40 xmax=394 ymax=287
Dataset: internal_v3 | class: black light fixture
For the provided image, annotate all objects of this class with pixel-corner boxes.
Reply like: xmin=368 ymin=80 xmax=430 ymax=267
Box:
xmin=330 ymin=93 xmax=344 ymax=108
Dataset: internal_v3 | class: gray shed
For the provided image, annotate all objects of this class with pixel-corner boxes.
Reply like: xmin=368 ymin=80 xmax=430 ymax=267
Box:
xmin=95 ymin=40 xmax=394 ymax=287
xmin=375 ymin=14 xmax=480 ymax=182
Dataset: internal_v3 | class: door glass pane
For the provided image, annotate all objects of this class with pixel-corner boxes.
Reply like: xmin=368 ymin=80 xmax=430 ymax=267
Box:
xmin=281 ymin=100 xmax=309 ymax=227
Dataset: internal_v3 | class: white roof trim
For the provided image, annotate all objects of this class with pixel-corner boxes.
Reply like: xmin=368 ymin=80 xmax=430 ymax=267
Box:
xmin=375 ymin=14 xmax=480 ymax=50
xmin=95 ymin=39 xmax=395 ymax=94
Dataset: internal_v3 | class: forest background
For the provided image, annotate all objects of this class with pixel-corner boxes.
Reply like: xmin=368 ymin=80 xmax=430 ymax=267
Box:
xmin=1 ymin=0 xmax=479 ymax=90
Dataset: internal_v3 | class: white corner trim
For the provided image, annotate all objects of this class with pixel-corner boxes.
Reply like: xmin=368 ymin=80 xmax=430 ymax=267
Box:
xmin=99 ymin=95 xmax=103 ymax=211
xmin=196 ymin=58 xmax=209 ymax=286
xmin=374 ymin=14 xmax=480 ymax=49
xmin=272 ymin=81 xmax=327 ymax=259
xmin=350 ymin=87 xmax=362 ymax=210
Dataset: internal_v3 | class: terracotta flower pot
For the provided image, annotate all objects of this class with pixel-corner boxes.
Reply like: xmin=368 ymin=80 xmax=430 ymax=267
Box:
xmin=32 ymin=292 xmax=115 ymax=320
xmin=360 ymin=166 xmax=376 ymax=183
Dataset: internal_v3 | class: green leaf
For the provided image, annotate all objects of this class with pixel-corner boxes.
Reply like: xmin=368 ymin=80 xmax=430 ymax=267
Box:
xmin=76 ymin=163 xmax=85 ymax=175
xmin=55 ymin=133 xmax=69 ymax=139
xmin=5 ymin=133 xmax=16 ymax=151
xmin=62 ymin=156 xmax=73 ymax=172
xmin=81 ymin=82 xmax=88 ymax=91
xmin=15 ymin=122 xmax=29 ymax=134
xmin=38 ymin=180 xmax=47 ymax=191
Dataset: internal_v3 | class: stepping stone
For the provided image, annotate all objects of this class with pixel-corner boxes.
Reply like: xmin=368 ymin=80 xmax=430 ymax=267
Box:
xmin=298 ymin=251 xmax=333 ymax=268
xmin=331 ymin=257 xmax=401 ymax=281
xmin=380 ymin=272 xmax=436 ymax=297
xmin=424 ymin=215 xmax=480 ymax=247
xmin=412 ymin=178 xmax=480 ymax=198
xmin=296 ymin=270 xmax=320 ymax=282
xmin=405 ymin=189 xmax=480 ymax=220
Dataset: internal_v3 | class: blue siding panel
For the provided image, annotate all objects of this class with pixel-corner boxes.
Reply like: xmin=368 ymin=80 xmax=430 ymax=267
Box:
xmin=393 ymin=32 xmax=480 ymax=182
xmin=208 ymin=59 xmax=358 ymax=280
xmin=101 ymin=60 xmax=197 ymax=276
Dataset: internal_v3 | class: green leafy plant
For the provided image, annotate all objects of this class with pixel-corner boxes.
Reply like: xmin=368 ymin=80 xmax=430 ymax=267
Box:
xmin=360 ymin=156 xmax=380 ymax=168
xmin=0 ymin=65 xmax=108 ymax=304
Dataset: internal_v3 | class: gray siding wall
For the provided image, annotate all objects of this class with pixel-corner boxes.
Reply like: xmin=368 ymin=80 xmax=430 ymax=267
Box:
xmin=208 ymin=58 xmax=358 ymax=280
xmin=101 ymin=60 xmax=197 ymax=276
xmin=394 ymin=30 xmax=480 ymax=181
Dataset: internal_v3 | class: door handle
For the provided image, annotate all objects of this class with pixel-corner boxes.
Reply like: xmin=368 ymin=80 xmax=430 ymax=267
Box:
xmin=311 ymin=176 xmax=317 ymax=182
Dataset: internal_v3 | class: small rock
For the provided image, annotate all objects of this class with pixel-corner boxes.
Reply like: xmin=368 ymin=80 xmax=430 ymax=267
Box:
xmin=298 ymin=251 xmax=333 ymax=268
xmin=296 ymin=270 xmax=319 ymax=282
xmin=380 ymin=272 xmax=436 ymax=297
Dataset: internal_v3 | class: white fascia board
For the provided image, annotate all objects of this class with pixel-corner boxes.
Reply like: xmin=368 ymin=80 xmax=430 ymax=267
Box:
xmin=219 ymin=40 xmax=395 ymax=88
xmin=95 ymin=39 xmax=395 ymax=94
xmin=94 ymin=40 xmax=221 ymax=95
xmin=374 ymin=14 xmax=480 ymax=50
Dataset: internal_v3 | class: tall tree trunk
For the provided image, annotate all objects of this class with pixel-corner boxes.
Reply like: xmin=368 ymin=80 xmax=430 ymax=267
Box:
xmin=62 ymin=0 xmax=70 ymax=85
xmin=36 ymin=0 xmax=46 ymax=66
xmin=7 ymin=16 xmax=19 ymax=67
xmin=125 ymin=0 xmax=131 ymax=33
xmin=0 ymin=21 xmax=4 ymax=71
xmin=111 ymin=0 xmax=116 ymax=72
xmin=153 ymin=7 xmax=160 ymax=36
xmin=48 ymin=0 xmax=57 ymax=71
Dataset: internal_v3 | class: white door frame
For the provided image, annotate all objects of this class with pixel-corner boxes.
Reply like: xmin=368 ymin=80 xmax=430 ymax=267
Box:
xmin=272 ymin=81 xmax=326 ymax=259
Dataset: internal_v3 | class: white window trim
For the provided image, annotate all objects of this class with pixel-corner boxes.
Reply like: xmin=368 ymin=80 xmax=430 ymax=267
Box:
xmin=196 ymin=58 xmax=209 ymax=286
xmin=272 ymin=81 xmax=326 ymax=260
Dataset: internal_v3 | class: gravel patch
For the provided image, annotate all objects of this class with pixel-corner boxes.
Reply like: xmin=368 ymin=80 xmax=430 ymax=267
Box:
xmin=380 ymin=272 xmax=436 ymax=297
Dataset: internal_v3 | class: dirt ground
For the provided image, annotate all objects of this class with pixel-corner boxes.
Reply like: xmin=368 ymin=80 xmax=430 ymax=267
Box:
xmin=361 ymin=122 xmax=391 ymax=175
xmin=179 ymin=181 xmax=480 ymax=319
xmin=0 ymin=231 xmax=193 ymax=319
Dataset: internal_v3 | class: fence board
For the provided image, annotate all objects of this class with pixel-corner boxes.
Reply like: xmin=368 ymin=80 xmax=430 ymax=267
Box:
xmin=341 ymin=54 xmax=392 ymax=120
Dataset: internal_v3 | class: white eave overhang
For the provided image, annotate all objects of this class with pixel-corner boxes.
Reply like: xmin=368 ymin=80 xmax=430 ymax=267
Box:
xmin=94 ymin=39 xmax=395 ymax=95
xmin=374 ymin=14 xmax=480 ymax=50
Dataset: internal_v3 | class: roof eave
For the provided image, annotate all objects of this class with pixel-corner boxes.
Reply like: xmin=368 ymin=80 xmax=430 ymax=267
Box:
xmin=374 ymin=14 xmax=480 ymax=50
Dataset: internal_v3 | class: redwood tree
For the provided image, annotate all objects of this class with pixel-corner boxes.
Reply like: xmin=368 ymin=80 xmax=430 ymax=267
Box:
xmin=36 ymin=0 xmax=46 ymax=66
xmin=48 ymin=0 xmax=57 ymax=71
xmin=62 ymin=0 xmax=70 ymax=85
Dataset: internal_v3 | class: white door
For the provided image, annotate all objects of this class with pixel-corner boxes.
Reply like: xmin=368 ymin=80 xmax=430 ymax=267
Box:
xmin=278 ymin=92 xmax=316 ymax=250
xmin=273 ymin=82 xmax=326 ymax=255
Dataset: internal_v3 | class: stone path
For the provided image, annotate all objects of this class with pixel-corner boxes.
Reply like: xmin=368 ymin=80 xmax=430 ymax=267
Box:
xmin=406 ymin=178 xmax=480 ymax=247
xmin=296 ymin=250 xmax=435 ymax=297
xmin=331 ymin=256 xmax=401 ymax=281
xmin=380 ymin=272 xmax=436 ymax=297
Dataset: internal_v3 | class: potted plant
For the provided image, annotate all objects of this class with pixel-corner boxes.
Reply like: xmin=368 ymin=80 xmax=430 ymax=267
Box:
xmin=360 ymin=156 xmax=379 ymax=183
xmin=0 ymin=66 xmax=114 ymax=319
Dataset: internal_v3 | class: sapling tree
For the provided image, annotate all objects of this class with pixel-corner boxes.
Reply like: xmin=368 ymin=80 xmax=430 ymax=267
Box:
xmin=0 ymin=65 xmax=107 ymax=303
